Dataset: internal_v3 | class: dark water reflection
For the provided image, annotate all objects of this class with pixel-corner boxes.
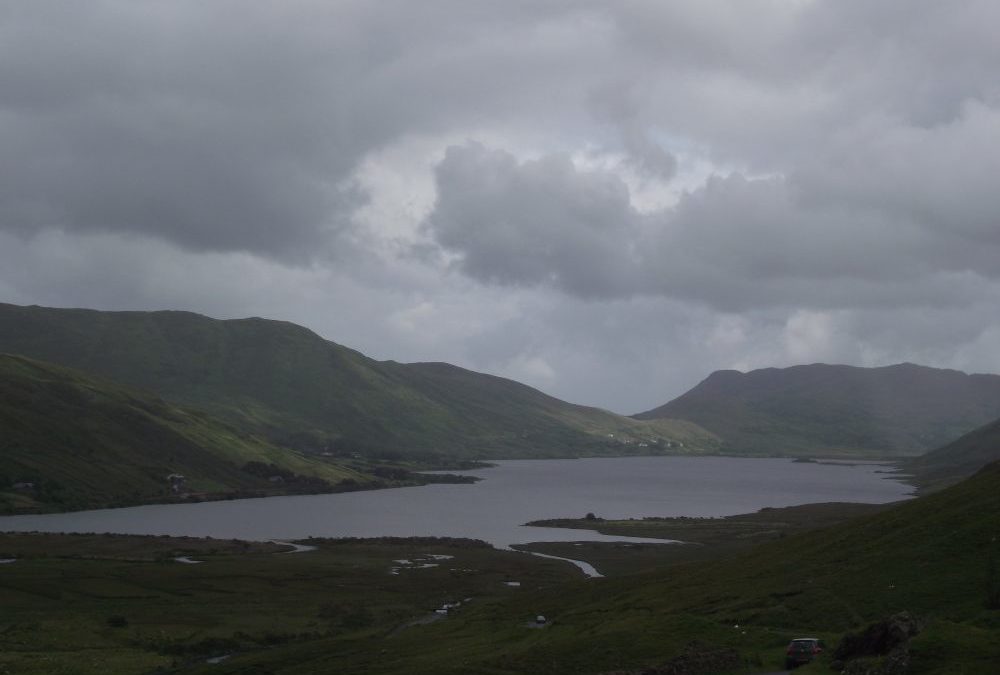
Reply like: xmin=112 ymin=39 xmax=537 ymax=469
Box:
xmin=0 ymin=457 xmax=911 ymax=548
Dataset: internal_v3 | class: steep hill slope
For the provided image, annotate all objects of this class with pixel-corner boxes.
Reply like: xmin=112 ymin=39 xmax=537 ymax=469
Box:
xmin=0 ymin=303 xmax=716 ymax=458
xmin=907 ymin=415 xmax=1000 ymax=490
xmin=635 ymin=363 xmax=1000 ymax=457
xmin=0 ymin=353 xmax=368 ymax=513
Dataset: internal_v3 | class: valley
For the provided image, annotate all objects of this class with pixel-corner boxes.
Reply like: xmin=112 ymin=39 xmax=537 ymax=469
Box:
xmin=4 ymin=5 xmax=999 ymax=674
xmin=1 ymin=302 xmax=1000 ymax=674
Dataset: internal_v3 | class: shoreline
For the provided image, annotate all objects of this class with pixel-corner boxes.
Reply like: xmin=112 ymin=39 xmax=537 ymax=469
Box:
xmin=1 ymin=452 xmax=915 ymax=517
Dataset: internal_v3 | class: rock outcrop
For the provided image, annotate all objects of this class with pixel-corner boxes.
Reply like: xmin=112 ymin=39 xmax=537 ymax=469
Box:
xmin=832 ymin=612 xmax=922 ymax=674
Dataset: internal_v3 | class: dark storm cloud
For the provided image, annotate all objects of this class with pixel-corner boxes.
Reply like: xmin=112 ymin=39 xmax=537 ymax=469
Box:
xmin=423 ymin=142 xmax=1000 ymax=312
xmin=0 ymin=1 xmax=609 ymax=259
xmin=425 ymin=143 xmax=641 ymax=299
xmin=0 ymin=3 xmax=380 ymax=258
xmin=6 ymin=1 xmax=999 ymax=283
xmin=420 ymin=1 xmax=1000 ymax=312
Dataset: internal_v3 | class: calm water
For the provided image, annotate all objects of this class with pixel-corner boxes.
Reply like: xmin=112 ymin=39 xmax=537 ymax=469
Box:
xmin=0 ymin=457 xmax=911 ymax=548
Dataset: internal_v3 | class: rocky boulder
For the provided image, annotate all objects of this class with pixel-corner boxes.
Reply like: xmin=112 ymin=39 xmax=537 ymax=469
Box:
xmin=832 ymin=612 xmax=922 ymax=674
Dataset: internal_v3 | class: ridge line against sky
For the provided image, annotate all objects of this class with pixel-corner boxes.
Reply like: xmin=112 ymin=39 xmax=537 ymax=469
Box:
xmin=2 ymin=1 xmax=999 ymax=413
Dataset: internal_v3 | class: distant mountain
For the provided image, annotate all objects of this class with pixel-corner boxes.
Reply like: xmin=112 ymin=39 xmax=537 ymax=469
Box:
xmin=0 ymin=303 xmax=717 ymax=459
xmin=0 ymin=353 xmax=368 ymax=513
xmin=907 ymin=416 xmax=1000 ymax=490
xmin=635 ymin=363 xmax=1000 ymax=457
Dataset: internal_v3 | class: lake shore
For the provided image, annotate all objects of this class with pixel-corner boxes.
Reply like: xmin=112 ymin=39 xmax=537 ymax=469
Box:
xmin=515 ymin=500 xmax=897 ymax=576
xmin=0 ymin=456 xmax=912 ymax=551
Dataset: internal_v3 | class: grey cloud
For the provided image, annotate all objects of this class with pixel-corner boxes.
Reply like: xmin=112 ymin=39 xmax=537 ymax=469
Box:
xmin=619 ymin=125 xmax=678 ymax=180
xmin=425 ymin=143 xmax=641 ymax=299
xmin=5 ymin=1 xmax=1000 ymax=413
xmin=0 ymin=2 xmax=615 ymax=259
xmin=791 ymin=101 xmax=1000 ymax=250
xmin=424 ymin=145 xmax=1000 ymax=312
xmin=587 ymin=81 xmax=677 ymax=180
xmin=0 ymin=3 xmax=370 ymax=259
xmin=5 ymin=227 xmax=1000 ymax=414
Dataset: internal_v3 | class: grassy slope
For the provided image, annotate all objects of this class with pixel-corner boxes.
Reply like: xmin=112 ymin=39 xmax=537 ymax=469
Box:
xmin=213 ymin=462 xmax=1000 ymax=674
xmin=636 ymin=363 xmax=1000 ymax=457
xmin=0 ymin=535 xmax=578 ymax=675
xmin=519 ymin=501 xmax=894 ymax=576
xmin=0 ymin=302 xmax=717 ymax=458
xmin=907 ymin=416 xmax=1000 ymax=490
xmin=0 ymin=353 xmax=367 ymax=513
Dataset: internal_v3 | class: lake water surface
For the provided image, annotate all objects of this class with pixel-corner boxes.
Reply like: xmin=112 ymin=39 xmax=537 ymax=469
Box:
xmin=0 ymin=457 xmax=911 ymax=548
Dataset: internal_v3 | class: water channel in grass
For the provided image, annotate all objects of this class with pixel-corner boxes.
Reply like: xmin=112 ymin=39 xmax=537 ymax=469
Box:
xmin=0 ymin=456 xmax=911 ymax=550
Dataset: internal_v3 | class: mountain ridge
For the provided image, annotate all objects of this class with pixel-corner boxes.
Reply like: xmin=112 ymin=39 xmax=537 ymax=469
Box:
xmin=636 ymin=361 xmax=1000 ymax=457
xmin=0 ymin=302 xmax=717 ymax=459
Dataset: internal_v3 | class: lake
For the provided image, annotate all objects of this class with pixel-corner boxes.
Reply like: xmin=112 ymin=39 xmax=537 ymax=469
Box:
xmin=0 ymin=456 xmax=911 ymax=548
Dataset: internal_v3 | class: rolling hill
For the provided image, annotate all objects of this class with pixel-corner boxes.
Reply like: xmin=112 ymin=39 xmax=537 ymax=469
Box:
xmin=0 ymin=353 xmax=369 ymax=513
xmin=0 ymin=303 xmax=716 ymax=459
xmin=907 ymin=415 xmax=1000 ymax=490
xmin=635 ymin=363 xmax=1000 ymax=458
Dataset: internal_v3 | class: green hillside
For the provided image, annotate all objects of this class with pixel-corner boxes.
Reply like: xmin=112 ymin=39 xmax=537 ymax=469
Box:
xmin=636 ymin=363 xmax=1000 ymax=457
xmin=0 ymin=353 xmax=368 ymax=513
xmin=433 ymin=460 xmax=999 ymax=675
xmin=907 ymin=416 xmax=1000 ymax=490
xmin=0 ymin=303 xmax=717 ymax=459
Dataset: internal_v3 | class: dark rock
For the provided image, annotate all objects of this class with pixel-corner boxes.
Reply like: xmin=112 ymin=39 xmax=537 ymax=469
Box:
xmin=832 ymin=612 xmax=922 ymax=674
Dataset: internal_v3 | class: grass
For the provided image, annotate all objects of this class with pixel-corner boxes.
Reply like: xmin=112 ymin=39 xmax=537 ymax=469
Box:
xmin=220 ymin=461 xmax=998 ymax=673
xmin=636 ymin=363 xmax=1000 ymax=458
xmin=3 ymin=463 xmax=998 ymax=672
xmin=907 ymin=416 xmax=1000 ymax=491
xmin=0 ymin=353 xmax=501 ymax=514
xmin=0 ymin=534 xmax=579 ymax=675
xmin=517 ymin=501 xmax=895 ymax=576
xmin=0 ymin=302 xmax=719 ymax=460
xmin=0 ymin=353 xmax=374 ymax=514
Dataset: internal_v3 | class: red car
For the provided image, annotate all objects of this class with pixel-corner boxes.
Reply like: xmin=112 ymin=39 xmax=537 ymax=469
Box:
xmin=785 ymin=637 xmax=823 ymax=669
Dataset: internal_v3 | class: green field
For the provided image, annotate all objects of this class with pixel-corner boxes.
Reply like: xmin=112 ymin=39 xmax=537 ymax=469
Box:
xmin=0 ymin=534 xmax=578 ymax=675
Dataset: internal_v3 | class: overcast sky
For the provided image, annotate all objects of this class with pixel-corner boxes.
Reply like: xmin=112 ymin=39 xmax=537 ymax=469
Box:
xmin=3 ymin=1 xmax=1000 ymax=413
